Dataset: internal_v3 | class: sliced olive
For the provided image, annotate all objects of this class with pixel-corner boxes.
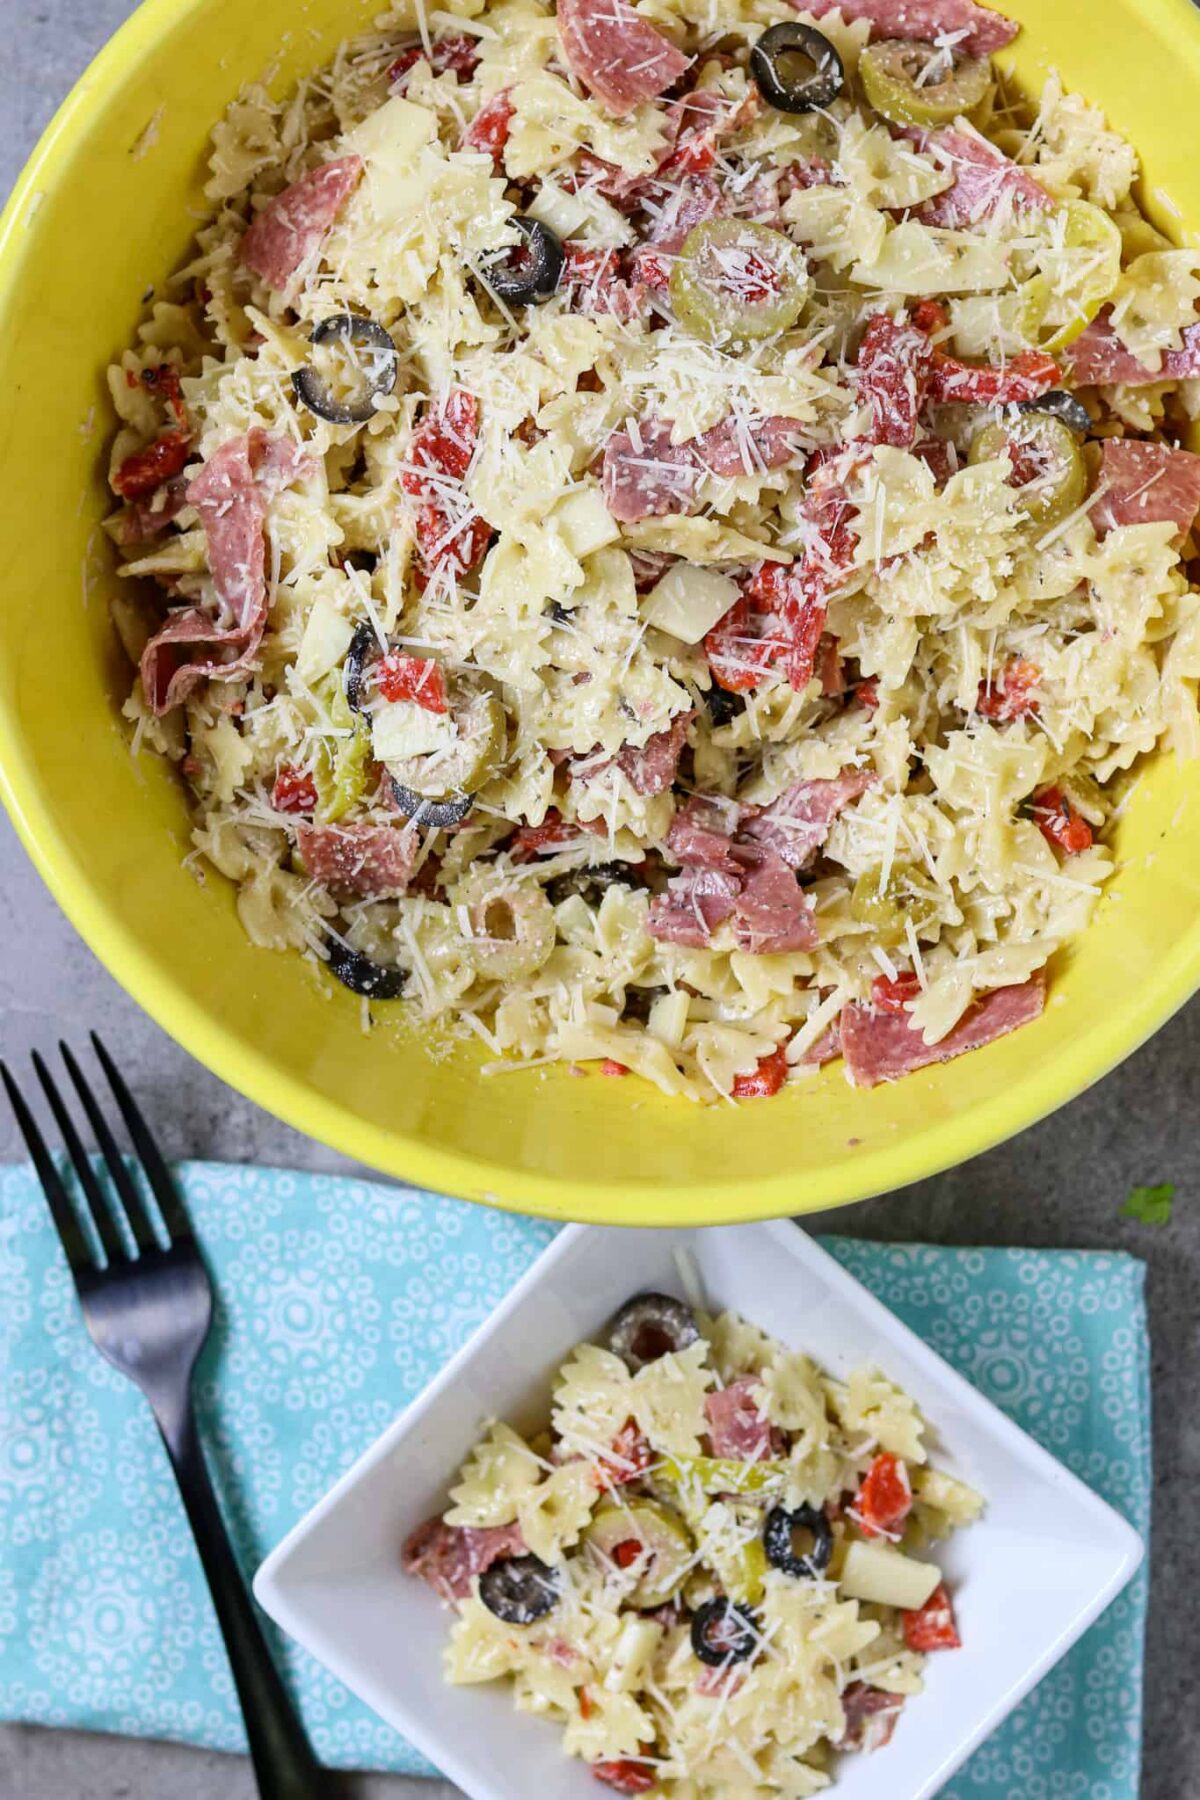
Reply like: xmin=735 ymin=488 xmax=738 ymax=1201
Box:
xmin=670 ymin=220 xmax=809 ymax=346
xmin=313 ymin=680 xmax=372 ymax=823
xmin=751 ymin=23 xmax=844 ymax=115
xmin=705 ymin=684 xmax=746 ymax=729
xmin=585 ymin=1500 xmax=694 ymax=1608
xmin=325 ymin=937 xmax=408 ymax=1001
xmin=480 ymin=217 xmax=565 ymax=305
xmin=456 ymin=874 xmax=557 ymax=980
xmin=291 ymin=314 xmax=399 ymax=426
xmin=478 ymin=1554 xmax=560 ymax=1624
xmin=763 ymin=1503 xmax=832 ymax=1579
xmin=849 ymin=862 xmax=939 ymax=948
xmin=622 ymin=984 xmax=670 ymax=1023
xmin=382 ymin=690 xmax=506 ymax=811
xmin=344 ymin=621 xmax=377 ymax=714
xmin=691 ymin=1597 xmax=759 ymax=1667
xmin=659 ymin=1455 xmax=787 ymax=1498
xmin=1017 ymin=389 xmax=1091 ymax=436
xmin=969 ymin=412 xmax=1087 ymax=531
xmin=608 ymin=1293 xmax=700 ymax=1372
xmin=546 ymin=862 xmax=638 ymax=908
xmin=859 ymin=39 xmax=992 ymax=129
xmin=388 ymin=783 xmax=474 ymax=828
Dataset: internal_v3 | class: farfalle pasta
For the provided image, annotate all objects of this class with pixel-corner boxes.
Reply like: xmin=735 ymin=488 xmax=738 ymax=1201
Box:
xmin=403 ymin=1290 xmax=982 ymax=1794
xmin=103 ymin=0 xmax=1200 ymax=1100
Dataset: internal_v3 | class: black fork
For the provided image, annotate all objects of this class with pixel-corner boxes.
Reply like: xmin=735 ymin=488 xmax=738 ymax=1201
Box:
xmin=3 ymin=1035 xmax=337 ymax=1800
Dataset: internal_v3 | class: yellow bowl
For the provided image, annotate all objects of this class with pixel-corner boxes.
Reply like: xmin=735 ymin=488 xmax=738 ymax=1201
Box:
xmin=1 ymin=0 xmax=1199 ymax=1227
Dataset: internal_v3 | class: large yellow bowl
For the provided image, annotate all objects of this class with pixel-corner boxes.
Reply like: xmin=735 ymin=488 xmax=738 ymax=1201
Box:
xmin=1 ymin=0 xmax=1198 ymax=1226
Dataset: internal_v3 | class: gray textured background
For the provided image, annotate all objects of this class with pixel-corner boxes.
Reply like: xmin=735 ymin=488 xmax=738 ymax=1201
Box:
xmin=1 ymin=5 xmax=1196 ymax=1796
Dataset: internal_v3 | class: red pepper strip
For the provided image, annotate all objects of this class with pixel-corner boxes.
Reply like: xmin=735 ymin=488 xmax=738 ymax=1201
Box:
xmin=270 ymin=764 xmax=318 ymax=815
xmin=853 ymin=1451 xmax=913 ymax=1536
xmin=1031 ymin=786 xmax=1093 ymax=855
xmin=375 ymin=654 xmax=448 ymax=713
xmin=903 ymin=1583 xmax=961 ymax=1652
xmin=976 ymin=657 xmax=1040 ymax=720
xmin=870 ymin=972 xmax=921 ymax=1014
xmin=732 ymin=1045 xmax=790 ymax=1098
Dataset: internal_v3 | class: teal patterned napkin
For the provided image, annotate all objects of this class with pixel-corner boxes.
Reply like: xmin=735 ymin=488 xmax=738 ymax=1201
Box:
xmin=0 ymin=1163 xmax=1148 ymax=1795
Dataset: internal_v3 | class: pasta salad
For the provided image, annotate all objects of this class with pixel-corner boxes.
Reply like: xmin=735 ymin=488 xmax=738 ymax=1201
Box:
xmin=402 ymin=1290 xmax=982 ymax=1794
xmin=104 ymin=0 xmax=1200 ymax=1100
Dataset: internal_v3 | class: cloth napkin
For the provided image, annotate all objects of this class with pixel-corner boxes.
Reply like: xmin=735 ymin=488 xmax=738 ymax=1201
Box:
xmin=0 ymin=1162 xmax=1149 ymax=1796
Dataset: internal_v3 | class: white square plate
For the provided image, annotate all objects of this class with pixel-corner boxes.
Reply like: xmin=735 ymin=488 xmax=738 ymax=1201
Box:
xmin=253 ymin=1223 xmax=1143 ymax=1800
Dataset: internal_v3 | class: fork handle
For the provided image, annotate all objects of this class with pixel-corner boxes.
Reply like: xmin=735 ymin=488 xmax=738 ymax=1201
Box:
xmin=156 ymin=1398 xmax=335 ymax=1799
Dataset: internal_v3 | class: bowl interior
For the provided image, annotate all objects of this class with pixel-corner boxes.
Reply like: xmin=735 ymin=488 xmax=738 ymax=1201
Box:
xmin=254 ymin=1222 xmax=1143 ymax=1800
xmin=1 ymin=0 xmax=1199 ymax=1221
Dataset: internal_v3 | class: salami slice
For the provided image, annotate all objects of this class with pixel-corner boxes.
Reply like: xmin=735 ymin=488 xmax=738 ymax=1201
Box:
xmin=799 ymin=0 xmax=1017 ymax=56
xmin=141 ymin=430 xmax=314 ymax=714
xmin=557 ymin=0 xmax=690 ymax=117
xmin=666 ymin=795 xmax=741 ymax=871
xmin=841 ymin=974 xmax=1045 ymax=1087
xmin=1065 ymin=309 xmax=1200 ymax=387
xmin=704 ymin=1376 xmax=777 ymax=1461
xmin=1088 ymin=438 xmax=1200 ymax=539
xmin=855 ymin=312 xmax=936 ymax=449
xmin=730 ymin=847 xmax=819 ymax=954
xmin=911 ymin=126 xmax=1052 ymax=228
xmin=296 ymin=823 xmax=418 ymax=898
xmin=614 ymin=711 xmax=694 ymax=796
xmin=240 ymin=156 xmax=363 ymax=291
xmin=602 ymin=414 xmax=804 ymax=522
xmin=646 ymin=868 xmax=741 ymax=946
xmin=739 ymin=768 xmax=875 ymax=871
xmin=401 ymin=1518 xmax=528 ymax=1602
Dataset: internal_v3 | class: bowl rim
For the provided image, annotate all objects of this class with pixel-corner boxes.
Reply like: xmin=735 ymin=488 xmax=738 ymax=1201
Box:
xmin=1 ymin=0 xmax=1199 ymax=1225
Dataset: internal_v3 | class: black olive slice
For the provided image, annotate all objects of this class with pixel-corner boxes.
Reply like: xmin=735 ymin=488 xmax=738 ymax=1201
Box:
xmin=292 ymin=313 xmax=400 ymax=425
xmin=480 ymin=217 xmax=565 ymax=305
xmin=750 ymin=24 xmax=844 ymax=115
xmin=1017 ymin=389 xmax=1091 ymax=436
xmin=325 ymin=937 xmax=408 ymax=1000
xmin=691 ymin=1598 xmax=759 ymax=1667
xmin=545 ymin=862 xmax=638 ymax=908
xmin=344 ymin=620 xmax=378 ymax=714
xmin=608 ymin=1293 xmax=700 ymax=1372
xmin=622 ymin=984 xmax=669 ymax=1024
xmin=763 ymin=1503 xmax=833 ymax=1579
xmin=478 ymin=1554 xmax=560 ymax=1624
xmin=705 ymin=684 xmax=746 ymax=728
xmin=389 ymin=780 xmax=474 ymax=829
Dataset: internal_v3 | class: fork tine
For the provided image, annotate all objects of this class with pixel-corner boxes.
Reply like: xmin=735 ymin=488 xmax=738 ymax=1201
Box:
xmin=89 ymin=1033 xmax=193 ymax=1245
xmin=32 ymin=1052 xmax=126 ymax=1267
xmin=58 ymin=1042 xmax=161 ymax=1257
xmin=1 ymin=1062 xmax=94 ymax=1274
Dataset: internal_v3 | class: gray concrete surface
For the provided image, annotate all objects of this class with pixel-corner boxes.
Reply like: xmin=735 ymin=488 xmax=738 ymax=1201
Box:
xmin=2 ymin=5 xmax=1197 ymax=1797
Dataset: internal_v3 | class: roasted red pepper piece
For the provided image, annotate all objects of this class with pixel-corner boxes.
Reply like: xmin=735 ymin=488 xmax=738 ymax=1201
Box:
xmin=1031 ymin=785 xmax=1094 ymax=855
xmin=927 ymin=347 xmax=1061 ymax=407
xmin=270 ymin=764 xmax=318 ymax=815
xmin=732 ymin=1045 xmax=790 ymax=1098
xmin=870 ymin=971 xmax=921 ymax=1014
xmin=976 ymin=657 xmax=1040 ymax=720
xmin=903 ymin=1582 xmax=961 ymax=1652
xmin=593 ymin=1761 xmax=657 ymax=1795
xmin=374 ymin=654 xmax=448 ymax=713
xmin=853 ymin=1451 xmax=913 ymax=1537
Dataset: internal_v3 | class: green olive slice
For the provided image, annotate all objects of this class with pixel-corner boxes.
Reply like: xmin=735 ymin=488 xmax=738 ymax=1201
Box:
xmin=859 ymin=39 xmax=992 ymax=128
xmin=969 ymin=413 xmax=1087 ymax=531
xmin=850 ymin=862 xmax=940 ymax=947
xmin=584 ymin=1499 xmax=694 ymax=1609
xmin=670 ymin=220 xmax=810 ymax=345
xmin=380 ymin=689 xmax=505 ymax=809
xmin=455 ymin=871 xmax=556 ymax=980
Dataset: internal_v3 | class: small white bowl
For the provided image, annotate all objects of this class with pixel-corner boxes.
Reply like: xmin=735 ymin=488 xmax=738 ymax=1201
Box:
xmin=253 ymin=1223 xmax=1143 ymax=1800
